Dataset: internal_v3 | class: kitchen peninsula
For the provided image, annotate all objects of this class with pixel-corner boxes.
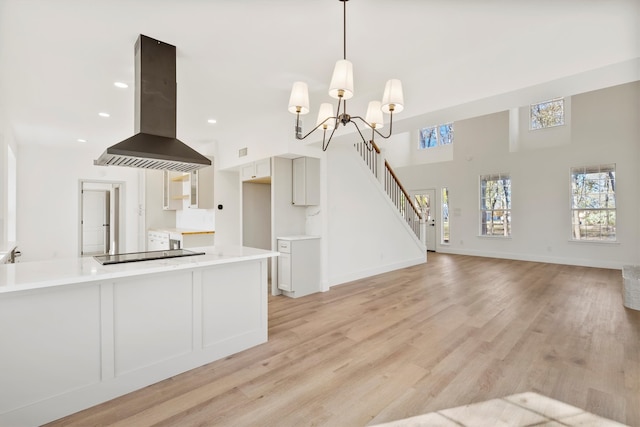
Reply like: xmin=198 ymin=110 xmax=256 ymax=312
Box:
xmin=0 ymin=245 xmax=278 ymax=427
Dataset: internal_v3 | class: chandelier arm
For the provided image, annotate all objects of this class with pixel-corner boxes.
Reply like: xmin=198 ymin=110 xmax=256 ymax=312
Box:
xmin=351 ymin=111 xmax=395 ymax=139
xmin=322 ymin=126 xmax=339 ymax=151
xmin=295 ymin=114 xmax=340 ymax=140
xmin=348 ymin=119 xmax=374 ymax=151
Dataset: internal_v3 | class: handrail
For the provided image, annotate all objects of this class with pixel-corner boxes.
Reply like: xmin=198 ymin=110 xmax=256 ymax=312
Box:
xmin=353 ymin=138 xmax=423 ymax=241
xmin=369 ymin=140 xmax=382 ymax=154
xmin=384 ymin=160 xmax=422 ymax=220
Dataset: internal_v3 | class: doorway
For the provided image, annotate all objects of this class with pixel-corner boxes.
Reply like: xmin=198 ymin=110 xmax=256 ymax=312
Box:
xmin=242 ymin=181 xmax=272 ymax=279
xmin=79 ymin=181 xmax=124 ymax=256
xmin=412 ymin=189 xmax=436 ymax=252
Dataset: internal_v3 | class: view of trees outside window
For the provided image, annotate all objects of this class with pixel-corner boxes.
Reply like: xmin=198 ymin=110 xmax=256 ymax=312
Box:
xmin=530 ymin=98 xmax=564 ymax=130
xmin=414 ymin=194 xmax=430 ymax=218
xmin=419 ymin=123 xmax=454 ymax=149
xmin=571 ymin=165 xmax=616 ymax=241
xmin=441 ymin=187 xmax=449 ymax=243
xmin=480 ymin=174 xmax=511 ymax=236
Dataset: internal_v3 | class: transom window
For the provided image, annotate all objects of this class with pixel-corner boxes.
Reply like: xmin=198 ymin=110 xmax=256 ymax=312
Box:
xmin=530 ymin=98 xmax=565 ymax=130
xmin=419 ymin=123 xmax=454 ymax=149
xmin=571 ymin=164 xmax=616 ymax=241
xmin=480 ymin=173 xmax=511 ymax=237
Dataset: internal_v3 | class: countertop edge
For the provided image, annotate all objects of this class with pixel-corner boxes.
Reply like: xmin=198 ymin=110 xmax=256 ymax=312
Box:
xmin=0 ymin=246 xmax=278 ymax=294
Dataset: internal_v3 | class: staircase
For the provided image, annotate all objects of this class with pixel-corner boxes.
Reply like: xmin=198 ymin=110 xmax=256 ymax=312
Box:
xmin=354 ymin=140 xmax=424 ymax=243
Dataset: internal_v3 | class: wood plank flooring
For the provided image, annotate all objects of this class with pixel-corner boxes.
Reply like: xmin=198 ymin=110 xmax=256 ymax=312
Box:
xmin=46 ymin=253 xmax=640 ymax=426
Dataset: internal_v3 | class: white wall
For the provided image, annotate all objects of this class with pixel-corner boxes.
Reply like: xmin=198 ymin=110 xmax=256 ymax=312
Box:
xmin=212 ymin=169 xmax=240 ymax=247
xmin=325 ymin=143 xmax=426 ymax=286
xmin=396 ymin=81 xmax=640 ymax=269
xmin=17 ymin=144 xmax=140 ymax=262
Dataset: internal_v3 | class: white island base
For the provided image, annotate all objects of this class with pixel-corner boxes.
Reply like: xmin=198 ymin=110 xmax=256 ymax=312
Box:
xmin=0 ymin=246 xmax=277 ymax=427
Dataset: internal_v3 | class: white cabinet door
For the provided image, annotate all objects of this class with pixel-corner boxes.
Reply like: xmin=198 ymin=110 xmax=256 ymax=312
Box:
xmin=192 ymin=160 xmax=214 ymax=209
xmin=277 ymin=238 xmax=320 ymax=297
xmin=241 ymin=158 xmax=271 ymax=181
xmin=163 ymin=171 xmax=185 ymax=211
xmin=277 ymin=253 xmax=292 ymax=291
xmin=254 ymin=158 xmax=271 ymax=179
xmin=292 ymin=157 xmax=320 ymax=206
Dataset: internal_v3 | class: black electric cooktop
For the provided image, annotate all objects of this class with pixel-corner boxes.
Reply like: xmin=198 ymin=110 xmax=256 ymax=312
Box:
xmin=93 ymin=249 xmax=205 ymax=265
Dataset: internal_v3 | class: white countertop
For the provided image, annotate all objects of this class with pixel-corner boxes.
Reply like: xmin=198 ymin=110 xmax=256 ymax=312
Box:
xmin=0 ymin=241 xmax=17 ymax=264
xmin=0 ymin=245 xmax=278 ymax=294
xmin=150 ymin=228 xmax=215 ymax=235
xmin=276 ymin=235 xmax=321 ymax=241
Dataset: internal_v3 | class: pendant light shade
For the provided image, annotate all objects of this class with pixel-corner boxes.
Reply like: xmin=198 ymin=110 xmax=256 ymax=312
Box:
xmin=365 ymin=101 xmax=384 ymax=129
xmin=329 ymin=59 xmax=354 ymax=100
xmin=288 ymin=81 xmax=310 ymax=114
xmin=381 ymin=79 xmax=404 ymax=113
xmin=316 ymin=103 xmax=335 ymax=130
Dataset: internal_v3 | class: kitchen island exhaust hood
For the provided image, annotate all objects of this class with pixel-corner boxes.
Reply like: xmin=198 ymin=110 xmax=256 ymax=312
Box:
xmin=94 ymin=35 xmax=211 ymax=172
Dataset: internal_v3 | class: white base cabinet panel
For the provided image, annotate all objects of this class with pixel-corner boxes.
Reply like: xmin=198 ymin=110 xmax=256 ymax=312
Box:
xmin=277 ymin=236 xmax=320 ymax=298
xmin=0 ymin=259 xmax=268 ymax=427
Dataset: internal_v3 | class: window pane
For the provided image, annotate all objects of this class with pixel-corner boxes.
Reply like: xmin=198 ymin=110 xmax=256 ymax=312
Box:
xmin=419 ymin=126 xmax=437 ymax=149
xmin=480 ymin=173 xmax=511 ymax=237
xmin=419 ymin=123 xmax=455 ymax=149
xmin=570 ymin=164 xmax=616 ymax=241
xmin=442 ymin=187 xmax=449 ymax=244
xmin=439 ymin=124 xmax=454 ymax=145
xmin=530 ymin=98 xmax=564 ymax=130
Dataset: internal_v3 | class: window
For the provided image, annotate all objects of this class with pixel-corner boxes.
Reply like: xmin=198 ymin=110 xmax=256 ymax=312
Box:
xmin=480 ymin=173 xmax=511 ymax=237
xmin=419 ymin=123 xmax=454 ymax=149
xmin=530 ymin=98 xmax=564 ymax=130
xmin=441 ymin=187 xmax=449 ymax=244
xmin=571 ymin=164 xmax=616 ymax=241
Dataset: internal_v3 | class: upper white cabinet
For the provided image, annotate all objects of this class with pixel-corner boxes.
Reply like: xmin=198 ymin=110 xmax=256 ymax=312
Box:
xmin=162 ymin=171 xmax=185 ymax=210
xmin=292 ymin=157 xmax=319 ymax=206
xmin=241 ymin=158 xmax=271 ymax=182
xmin=163 ymin=159 xmax=214 ymax=210
xmin=189 ymin=162 xmax=214 ymax=209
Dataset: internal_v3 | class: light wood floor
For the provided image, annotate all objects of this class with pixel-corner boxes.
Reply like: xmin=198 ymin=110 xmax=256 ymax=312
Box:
xmin=47 ymin=253 xmax=640 ymax=426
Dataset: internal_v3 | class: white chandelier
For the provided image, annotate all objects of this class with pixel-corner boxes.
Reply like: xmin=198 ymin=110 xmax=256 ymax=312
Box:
xmin=287 ymin=0 xmax=404 ymax=151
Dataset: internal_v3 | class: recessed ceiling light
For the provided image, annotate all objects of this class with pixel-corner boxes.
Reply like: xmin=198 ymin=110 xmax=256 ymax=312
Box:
xmin=77 ymin=138 xmax=87 ymax=143
xmin=207 ymin=119 xmax=217 ymax=124
xmin=114 ymin=82 xmax=128 ymax=89
xmin=99 ymin=112 xmax=110 ymax=118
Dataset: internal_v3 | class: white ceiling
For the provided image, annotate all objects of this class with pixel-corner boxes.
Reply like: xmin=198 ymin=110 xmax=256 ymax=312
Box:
xmin=0 ymin=0 xmax=638 ymax=160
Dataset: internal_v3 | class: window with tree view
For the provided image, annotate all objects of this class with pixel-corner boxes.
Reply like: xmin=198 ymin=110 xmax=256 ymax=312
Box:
xmin=480 ymin=173 xmax=511 ymax=237
xmin=442 ymin=187 xmax=449 ymax=244
xmin=571 ymin=164 xmax=616 ymax=241
xmin=419 ymin=123 xmax=453 ymax=149
xmin=530 ymin=98 xmax=564 ymax=130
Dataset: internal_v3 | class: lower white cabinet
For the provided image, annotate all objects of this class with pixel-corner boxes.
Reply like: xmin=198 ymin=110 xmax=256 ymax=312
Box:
xmin=277 ymin=236 xmax=320 ymax=298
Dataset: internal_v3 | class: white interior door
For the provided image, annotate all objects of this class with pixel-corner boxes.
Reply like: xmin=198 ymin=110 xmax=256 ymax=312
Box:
xmin=413 ymin=189 xmax=436 ymax=252
xmin=82 ymin=190 xmax=110 ymax=256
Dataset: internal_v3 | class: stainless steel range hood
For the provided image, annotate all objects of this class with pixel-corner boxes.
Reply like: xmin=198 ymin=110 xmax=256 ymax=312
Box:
xmin=95 ymin=35 xmax=211 ymax=172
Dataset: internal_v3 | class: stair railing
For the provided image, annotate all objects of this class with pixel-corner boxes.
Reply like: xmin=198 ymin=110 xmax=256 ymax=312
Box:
xmin=353 ymin=140 xmax=423 ymax=240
